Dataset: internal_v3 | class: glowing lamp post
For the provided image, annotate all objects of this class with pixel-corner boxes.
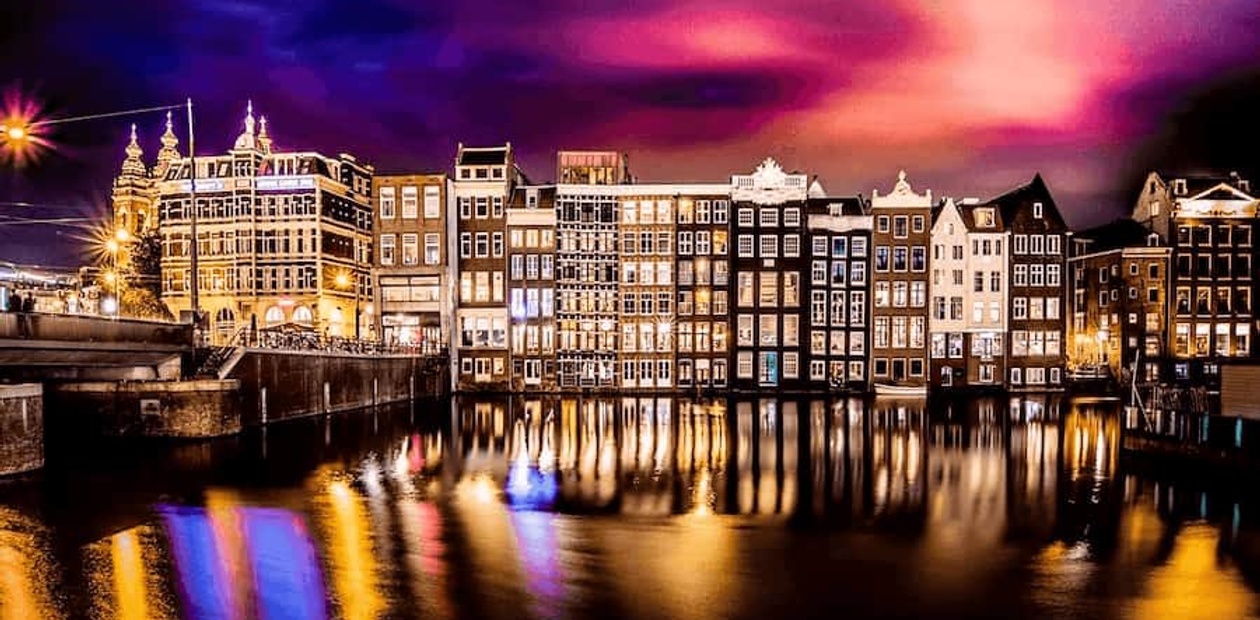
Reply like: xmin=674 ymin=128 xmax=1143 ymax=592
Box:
xmin=3 ymin=124 xmax=26 ymax=141
xmin=98 ymin=227 xmax=131 ymax=318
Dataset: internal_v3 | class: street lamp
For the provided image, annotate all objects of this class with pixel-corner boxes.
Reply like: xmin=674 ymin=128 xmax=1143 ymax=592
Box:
xmin=0 ymin=99 xmax=201 ymax=328
xmin=335 ymin=271 xmax=360 ymax=340
xmin=103 ymin=227 xmax=129 ymax=318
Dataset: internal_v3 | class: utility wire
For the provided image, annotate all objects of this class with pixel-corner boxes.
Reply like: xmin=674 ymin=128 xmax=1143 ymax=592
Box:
xmin=29 ymin=104 xmax=184 ymax=128
xmin=0 ymin=200 xmax=97 ymax=210
xmin=0 ymin=217 xmax=93 ymax=226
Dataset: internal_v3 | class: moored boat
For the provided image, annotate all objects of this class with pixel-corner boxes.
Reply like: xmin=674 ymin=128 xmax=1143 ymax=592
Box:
xmin=873 ymin=383 xmax=928 ymax=397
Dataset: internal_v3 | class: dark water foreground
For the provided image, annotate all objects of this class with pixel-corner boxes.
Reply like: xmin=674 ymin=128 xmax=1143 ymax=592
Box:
xmin=1 ymin=394 xmax=1259 ymax=619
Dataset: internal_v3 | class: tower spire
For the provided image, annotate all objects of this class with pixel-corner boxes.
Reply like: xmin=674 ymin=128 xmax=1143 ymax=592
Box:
xmin=153 ymin=110 xmax=181 ymax=179
xmin=233 ymin=100 xmax=259 ymax=150
xmin=258 ymin=115 xmax=272 ymax=154
xmin=120 ymin=123 xmax=146 ymax=178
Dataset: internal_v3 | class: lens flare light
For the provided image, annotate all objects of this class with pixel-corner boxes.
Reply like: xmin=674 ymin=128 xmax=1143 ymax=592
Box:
xmin=0 ymin=91 xmax=52 ymax=167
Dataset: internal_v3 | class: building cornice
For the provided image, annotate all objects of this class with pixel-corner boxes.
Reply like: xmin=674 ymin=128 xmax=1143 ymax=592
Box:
xmin=556 ymin=183 xmax=729 ymax=197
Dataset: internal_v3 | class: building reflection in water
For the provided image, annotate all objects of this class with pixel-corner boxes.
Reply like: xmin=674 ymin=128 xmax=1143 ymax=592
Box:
xmin=448 ymin=395 xmax=1070 ymax=527
xmin=7 ymin=394 xmax=1260 ymax=618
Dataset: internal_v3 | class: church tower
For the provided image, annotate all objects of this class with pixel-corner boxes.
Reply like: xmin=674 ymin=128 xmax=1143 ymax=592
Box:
xmin=111 ymin=123 xmax=155 ymax=236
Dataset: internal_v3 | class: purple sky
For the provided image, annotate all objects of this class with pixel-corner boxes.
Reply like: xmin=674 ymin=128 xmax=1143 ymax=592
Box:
xmin=2 ymin=0 xmax=1260 ymax=266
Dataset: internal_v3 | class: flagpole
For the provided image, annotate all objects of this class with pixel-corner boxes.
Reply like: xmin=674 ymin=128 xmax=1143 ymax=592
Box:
xmin=187 ymin=98 xmax=201 ymax=340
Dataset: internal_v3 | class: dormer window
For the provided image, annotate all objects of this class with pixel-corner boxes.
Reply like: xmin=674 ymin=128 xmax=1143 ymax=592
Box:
xmin=975 ymin=208 xmax=995 ymax=228
xmin=1241 ymin=180 xmax=1251 ymax=193
xmin=1172 ymin=179 xmax=1187 ymax=195
xmin=1032 ymin=202 xmax=1043 ymax=219
xmin=1147 ymin=233 xmax=1160 ymax=247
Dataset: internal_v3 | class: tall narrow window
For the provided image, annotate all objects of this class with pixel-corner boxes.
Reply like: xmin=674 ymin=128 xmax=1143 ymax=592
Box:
xmin=401 ymin=186 xmax=418 ymax=218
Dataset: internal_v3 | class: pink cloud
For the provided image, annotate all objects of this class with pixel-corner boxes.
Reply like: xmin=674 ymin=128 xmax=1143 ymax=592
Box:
xmin=527 ymin=8 xmax=829 ymax=70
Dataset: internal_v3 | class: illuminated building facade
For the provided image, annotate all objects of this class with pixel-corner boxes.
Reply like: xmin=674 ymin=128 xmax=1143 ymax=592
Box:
xmin=1133 ymin=172 xmax=1257 ymax=386
xmin=506 ymin=185 xmax=557 ymax=391
xmin=804 ymin=194 xmax=871 ymax=391
xmin=730 ymin=158 xmax=808 ymax=390
xmin=452 ymin=143 xmax=524 ymax=392
xmin=991 ymin=175 xmax=1068 ymax=390
xmin=155 ymin=103 xmax=374 ymax=343
xmin=555 ymin=153 xmax=623 ymax=388
xmin=373 ymin=172 xmax=451 ymax=349
xmin=929 ymin=198 xmax=1008 ymax=390
xmin=556 ymin=150 xmax=630 ymax=185
xmin=617 ymin=190 xmax=677 ymax=390
xmin=869 ymin=171 xmax=932 ymax=388
xmin=1067 ymin=220 xmax=1169 ymax=382
xmin=675 ymin=190 xmax=732 ymax=391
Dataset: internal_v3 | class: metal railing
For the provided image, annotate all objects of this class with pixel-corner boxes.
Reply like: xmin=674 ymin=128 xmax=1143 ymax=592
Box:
xmin=220 ymin=326 xmax=447 ymax=357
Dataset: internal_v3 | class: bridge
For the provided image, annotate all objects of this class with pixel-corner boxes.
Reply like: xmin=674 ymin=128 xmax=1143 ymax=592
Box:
xmin=0 ymin=313 xmax=192 ymax=381
xmin=0 ymin=312 xmax=450 ymax=476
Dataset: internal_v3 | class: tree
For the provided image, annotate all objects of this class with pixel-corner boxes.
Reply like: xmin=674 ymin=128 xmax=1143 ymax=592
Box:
xmin=92 ymin=227 xmax=171 ymax=320
xmin=122 ymin=228 xmax=171 ymax=320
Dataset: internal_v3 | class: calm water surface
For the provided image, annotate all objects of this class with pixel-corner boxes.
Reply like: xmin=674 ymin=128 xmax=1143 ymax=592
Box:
xmin=2 ymin=394 xmax=1260 ymax=619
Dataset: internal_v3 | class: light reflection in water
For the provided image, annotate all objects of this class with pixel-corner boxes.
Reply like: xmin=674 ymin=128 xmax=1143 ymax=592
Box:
xmin=511 ymin=511 xmax=565 ymax=619
xmin=160 ymin=504 xmax=239 ymax=620
xmin=10 ymin=395 xmax=1260 ymax=619
xmin=0 ymin=507 xmax=60 ymax=620
xmin=242 ymin=508 xmax=327 ymax=620
xmin=110 ymin=529 xmax=150 ymax=620
xmin=319 ymin=477 xmax=384 ymax=620
xmin=1125 ymin=517 xmax=1255 ymax=618
xmin=397 ymin=499 xmax=450 ymax=619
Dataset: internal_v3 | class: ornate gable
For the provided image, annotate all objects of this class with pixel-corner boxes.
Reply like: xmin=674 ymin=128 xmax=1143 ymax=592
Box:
xmin=871 ymin=170 xmax=932 ymax=209
xmin=1177 ymin=182 xmax=1259 ymax=218
xmin=731 ymin=157 xmax=808 ymax=205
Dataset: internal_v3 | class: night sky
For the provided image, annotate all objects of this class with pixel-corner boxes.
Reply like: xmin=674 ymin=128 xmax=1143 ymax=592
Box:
xmin=2 ymin=0 xmax=1260 ymax=267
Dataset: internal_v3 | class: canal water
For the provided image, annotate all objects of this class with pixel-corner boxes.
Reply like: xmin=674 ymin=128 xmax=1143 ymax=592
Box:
xmin=2 ymin=395 xmax=1259 ymax=619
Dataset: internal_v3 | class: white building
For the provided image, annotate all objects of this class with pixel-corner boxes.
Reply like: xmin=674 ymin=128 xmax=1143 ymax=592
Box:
xmin=929 ymin=198 xmax=1008 ymax=389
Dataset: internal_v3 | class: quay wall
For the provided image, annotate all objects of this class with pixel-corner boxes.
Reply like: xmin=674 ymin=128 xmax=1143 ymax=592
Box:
xmin=45 ymin=350 xmax=450 ymax=441
xmin=49 ymin=379 xmax=242 ymax=438
xmin=0 ymin=383 xmax=42 ymax=475
xmin=229 ymin=349 xmax=449 ymax=427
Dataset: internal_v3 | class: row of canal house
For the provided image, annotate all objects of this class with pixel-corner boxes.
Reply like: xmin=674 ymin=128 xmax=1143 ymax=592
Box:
xmin=116 ymin=107 xmax=1257 ymax=397
xmin=927 ymin=176 xmax=1071 ymax=392
xmin=370 ymin=145 xmax=1073 ymax=394
xmin=1068 ymin=172 xmax=1259 ymax=391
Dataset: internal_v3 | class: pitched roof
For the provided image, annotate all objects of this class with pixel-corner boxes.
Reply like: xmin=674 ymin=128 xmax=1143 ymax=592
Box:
xmin=1158 ymin=172 xmax=1251 ymax=197
xmin=807 ymin=178 xmax=827 ymax=199
xmin=982 ymin=173 xmax=1065 ymax=227
xmin=1073 ymin=218 xmax=1159 ymax=253
xmin=806 ymin=195 xmax=866 ymax=216
xmin=958 ymin=201 xmax=1006 ymax=232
